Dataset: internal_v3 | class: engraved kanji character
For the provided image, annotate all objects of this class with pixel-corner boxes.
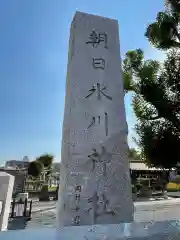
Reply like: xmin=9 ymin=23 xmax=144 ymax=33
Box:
xmin=85 ymin=83 xmax=112 ymax=101
xmin=87 ymin=116 xmax=96 ymax=129
xmin=72 ymin=216 xmax=80 ymax=225
xmin=87 ymin=146 xmax=112 ymax=176
xmin=87 ymin=113 xmax=108 ymax=136
xmin=86 ymin=31 xmax=108 ymax=49
xmin=75 ymin=194 xmax=81 ymax=202
xmin=105 ymin=112 xmax=108 ymax=136
xmin=85 ymin=192 xmax=115 ymax=224
xmin=99 ymin=194 xmax=115 ymax=216
xmin=75 ymin=185 xmax=82 ymax=192
xmin=71 ymin=206 xmax=80 ymax=212
xmin=92 ymin=58 xmax=105 ymax=70
xmin=87 ymin=116 xmax=100 ymax=129
xmin=85 ymin=191 xmax=99 ymax=224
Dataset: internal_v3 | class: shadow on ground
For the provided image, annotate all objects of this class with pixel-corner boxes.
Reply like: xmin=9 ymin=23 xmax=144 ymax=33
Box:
xmin=8 ymin=218 xmax=28 ymax=230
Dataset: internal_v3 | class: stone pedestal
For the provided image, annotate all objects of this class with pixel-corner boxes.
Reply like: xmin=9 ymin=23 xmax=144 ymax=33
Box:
xmin=0 ymin=172 xmax=14 ymax=231
xmin=58 ymin=11 xmax=133 ymax=227
xmin=1 ymin=222 xmax=180 ymax=240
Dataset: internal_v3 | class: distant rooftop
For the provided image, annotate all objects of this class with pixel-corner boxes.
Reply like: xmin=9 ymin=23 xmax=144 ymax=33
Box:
xmin=130 ymin=162 xmax=167 ymax=171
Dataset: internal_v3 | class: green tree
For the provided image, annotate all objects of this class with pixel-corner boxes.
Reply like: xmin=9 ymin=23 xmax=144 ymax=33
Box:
xmin=145 ymin=0 xmax=180 ymax=50
xmin=123 ymin=0 xmax=180 ymax=169
xmin=129 ymin=148 xmax=141 ymax=161
xmin=28 ymin=161 xmax=44 ymax=177
xmin=123 ymin=48 xmax=180 ymax=169
xmin=36 ymin=154 xmax=54 ymax=168
xmin=36 ymin=154 xmax=54 ymax=182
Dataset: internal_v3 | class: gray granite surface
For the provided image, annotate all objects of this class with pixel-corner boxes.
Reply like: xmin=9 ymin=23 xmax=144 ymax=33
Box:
xmin=58 ymin=11 xmax=133 ymax=227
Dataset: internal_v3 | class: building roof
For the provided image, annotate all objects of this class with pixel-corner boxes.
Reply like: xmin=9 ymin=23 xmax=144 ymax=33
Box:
xmin=130 ymin=162 xmax=165 ymax=171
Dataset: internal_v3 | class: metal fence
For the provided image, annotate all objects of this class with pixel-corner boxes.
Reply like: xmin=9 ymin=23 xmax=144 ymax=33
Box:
xmin=9 ymin=198 xmax=32 ymax=221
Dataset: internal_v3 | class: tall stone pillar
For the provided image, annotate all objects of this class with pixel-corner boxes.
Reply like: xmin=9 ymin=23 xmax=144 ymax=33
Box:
xmin=0 ymin=172 xmax=14 ymax=231
xmin=57 ymin=11 xmax=134 ymax=227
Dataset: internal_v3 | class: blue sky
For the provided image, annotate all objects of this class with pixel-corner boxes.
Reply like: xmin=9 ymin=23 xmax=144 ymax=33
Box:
xmin=0 ymin=0 xmax=165 ymax=163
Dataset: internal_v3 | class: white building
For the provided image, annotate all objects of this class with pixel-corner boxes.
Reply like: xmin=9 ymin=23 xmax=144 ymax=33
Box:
xmin=5 ymin=156 xmax=30 ymax=169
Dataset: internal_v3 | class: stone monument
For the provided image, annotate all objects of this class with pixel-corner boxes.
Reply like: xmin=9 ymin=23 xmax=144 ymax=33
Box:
xmin=58 ymin=11 xmax=134 ymax=227
xmin=0 ymin=172 xmax=14 ymax=231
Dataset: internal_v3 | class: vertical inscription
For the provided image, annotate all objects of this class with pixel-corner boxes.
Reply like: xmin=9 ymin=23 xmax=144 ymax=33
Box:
xmin=85 ymin=192 xmax=115 ymax=224
xmin=71 ymin=28 xmax=112 ymax=225
xmin=72 ymin=184 xmax=82 ymax=225
xmin=75 ymin=193 xmax=81 ymax=203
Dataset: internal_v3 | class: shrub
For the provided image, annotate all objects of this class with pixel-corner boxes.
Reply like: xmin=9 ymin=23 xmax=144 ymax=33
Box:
xmin=166 ymin=188 xmax=178 ymax=192
xmin=41 ymin=184 xmax=48 ymax=192
xmin=166 ymin=182 xmax=179 ymax=191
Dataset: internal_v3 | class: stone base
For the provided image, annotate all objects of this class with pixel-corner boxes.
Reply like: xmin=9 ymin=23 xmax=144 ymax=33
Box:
xmin=1 ymin=221 xmax=180 ymax=239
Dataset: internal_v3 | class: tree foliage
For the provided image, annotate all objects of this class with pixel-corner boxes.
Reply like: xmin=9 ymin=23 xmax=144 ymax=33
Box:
xmin=123 ymin=49 xmax=180 ymax=169
xmin=36 ymin=154 xmax=54 ymax=168
xmin=28 ymin=160 xmax=44 ymax=177
xmin=128 ymin=148 xmax=141 ymax=161
xmin=145 ymin=0 xmax=180 ymax=49
xmin=123 ymin=0 xmax=180 ymax=169
xmin=28 ymin=153 xmax=54 ymax=179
